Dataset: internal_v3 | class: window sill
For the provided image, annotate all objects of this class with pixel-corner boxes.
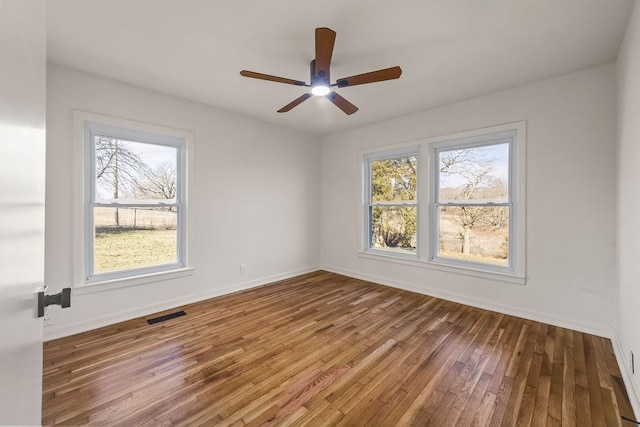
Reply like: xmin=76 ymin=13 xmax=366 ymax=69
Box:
xmin=74 ymin=267 xmax=195 ymax=295
xmin=358 ymin=250 xmax=525 ymax=286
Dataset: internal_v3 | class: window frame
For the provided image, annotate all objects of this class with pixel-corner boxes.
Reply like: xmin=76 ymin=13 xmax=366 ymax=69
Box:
xmin=359 ymin=122 xmax=526 ymax=285
xmin=363 ymin=146 xmax=420 ymax=259
xmin=73 ymin=111 xmax=194 ymax=290
xmin=430 ymin=131 xmax=516 ymax=275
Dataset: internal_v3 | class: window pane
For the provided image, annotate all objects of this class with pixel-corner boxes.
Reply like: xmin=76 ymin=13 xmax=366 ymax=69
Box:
xmin=94 ymin=136 xmax=177 ymax=202
xmin=94 ymin=207 xmax=178 ymax=274
xmin=438 ymin=143 xmax=508 ymax=203
xmin=438 ymin=206 xmax=509 ymax=266
xmin=371 ymin=206 xmax=417 ymax=253
xmin=371 ymin=156 xmax=417 ymax=202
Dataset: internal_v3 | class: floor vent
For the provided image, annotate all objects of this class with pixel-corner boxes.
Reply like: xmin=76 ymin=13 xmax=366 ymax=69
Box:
xmin=147 ymin=310 xmax=186 ymax=325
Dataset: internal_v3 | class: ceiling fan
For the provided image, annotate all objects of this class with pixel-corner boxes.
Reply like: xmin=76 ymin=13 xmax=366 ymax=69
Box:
xmin=240 ymin=27 xmax=402 ymax=115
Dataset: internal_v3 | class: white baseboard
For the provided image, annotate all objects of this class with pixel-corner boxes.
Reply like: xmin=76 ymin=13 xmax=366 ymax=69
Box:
xmin=322 ymin=266 xmax=614 ymax=339
xmin=612 ymin=330 xmax=640 ymax=419
xmin=44 ymin=266 xmax=319 ymax=341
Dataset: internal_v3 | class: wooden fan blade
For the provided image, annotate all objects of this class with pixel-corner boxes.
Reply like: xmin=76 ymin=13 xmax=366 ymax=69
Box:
xmin=336 ymin=66 xmax=402 ymax=88
xmin=315 ymin=28 xmax=336 ymax=81
xmin=278 ymin=93 xmax=313 ymax=113
xmin=326 ymin=92 xmax=358 ymax=115
xmin=240 ymin=70 xmax=306 ymax=86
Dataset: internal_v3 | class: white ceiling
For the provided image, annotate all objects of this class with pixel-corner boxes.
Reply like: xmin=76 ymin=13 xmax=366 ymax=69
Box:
xmin=47 ymin=0 xmax=634 ymax=136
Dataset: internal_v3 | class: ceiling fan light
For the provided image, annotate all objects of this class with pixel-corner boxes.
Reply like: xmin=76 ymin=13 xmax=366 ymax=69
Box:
xmin=311 ymin=84 xmax=330 ymax=96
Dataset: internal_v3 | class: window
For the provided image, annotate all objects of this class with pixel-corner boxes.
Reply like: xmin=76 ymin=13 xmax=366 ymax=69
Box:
xmin=75 ymin=113 xmax=193 ymax=286
xmin=432 ymin=131 xmax=515 ymax=273
xmin=364 ymin=148 xmax=419 ymax=256
xmin=361 ymin=122 xmax=525 ymax=283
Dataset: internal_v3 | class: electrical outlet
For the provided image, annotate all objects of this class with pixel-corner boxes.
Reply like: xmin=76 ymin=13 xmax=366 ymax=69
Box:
xmin=240 ymin=264 xmax=246 ymax=274
xmin=631 ymin=351 xmax=635 ymax=374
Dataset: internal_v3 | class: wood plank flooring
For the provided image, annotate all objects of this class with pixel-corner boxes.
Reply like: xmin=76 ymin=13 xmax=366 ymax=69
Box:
xmin=42 ymin=271 xmax=635 ymax=426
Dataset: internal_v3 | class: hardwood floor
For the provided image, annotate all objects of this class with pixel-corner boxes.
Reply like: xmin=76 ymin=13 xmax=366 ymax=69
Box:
xmin=42 ymin=271 xmax=635 ymax=426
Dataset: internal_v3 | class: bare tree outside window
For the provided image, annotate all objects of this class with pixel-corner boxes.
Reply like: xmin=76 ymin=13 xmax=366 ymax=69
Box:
xmin=95 ymin=137 xmax=151 ymax=224
xmin=437 ymin=143 xmax=509 ymax=265
xmin=92 ymin=136 xmax=180 ymax=274
xmin=135 ymin=162 xmax=178 ymax=210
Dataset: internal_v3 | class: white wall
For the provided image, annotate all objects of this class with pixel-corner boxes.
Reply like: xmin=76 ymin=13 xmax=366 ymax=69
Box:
xmin=616 ymin=0 xmax=640 ymax=415
xmin=45 ymin=64 xmax=320 ymax=339
xmin=321 ymin=65 xmax=617 ymax=336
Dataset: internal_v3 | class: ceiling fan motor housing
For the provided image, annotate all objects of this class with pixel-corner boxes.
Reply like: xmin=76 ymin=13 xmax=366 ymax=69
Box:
xmin=310 ymin=59 xmax=330 ymax=87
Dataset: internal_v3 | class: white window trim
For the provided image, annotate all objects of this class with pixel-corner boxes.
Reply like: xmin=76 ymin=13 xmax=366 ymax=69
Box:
xmin=359 ymin=121 xmax=526 ymax=285
xmin=363 ymin=146 xmax=420 ymax=259
xmin=73 ymin=111 xmax=195 ymax=290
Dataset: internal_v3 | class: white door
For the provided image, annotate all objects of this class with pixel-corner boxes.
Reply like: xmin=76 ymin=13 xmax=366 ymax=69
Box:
xmin=0 ymin=0 xmax=47 ymax=424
